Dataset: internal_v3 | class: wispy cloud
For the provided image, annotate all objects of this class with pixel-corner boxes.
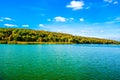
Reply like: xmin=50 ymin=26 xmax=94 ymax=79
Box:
xmin=47 ymin=19 xmax=51 ymax=21
xmin=54 ymin=16 xmax=66 ymax=22
xmin=30 ymin=7 xmax=46 ymax=11
xmin=85 ymin=6 xmax=90 ymax=9
xmin=0 ymin=17 xmax=13 ymax=22
xmin=39 ymin=24 xmax=44 ymax=27
xmin=40 ymin=13 xmax=46 ymax=17
xmin=105 ymin=17 xmax=120 ymax=24
xmin=104 ymin=0 xmax=112 ymax=3
xmin=113 ymin=1 xmax=119 ymax=4
xmin=69 ymin=18 xmax=74 ymax=21
xmin=0 ymin=20 xmax=3 ymax=22
xmin=104 ymin=0 xmax=119 ymax=4
xmin=115 ymin=17 xmax=120 ymax=21
xmin=3 ymin=17 xmax=12 ymax=21
xmin=22 ymin=24 xmax=29 ymax=27
xmin=4 ymin=24 xmax=17 ymax=27
xmin=2 ymin=17 xmax=13 ymax=21
xmin=66 ymin=0 xmax=84 ymax=10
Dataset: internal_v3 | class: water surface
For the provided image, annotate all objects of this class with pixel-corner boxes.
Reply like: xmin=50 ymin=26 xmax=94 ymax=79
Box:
xmin=0 ymin=44 xmax=120 ymax=80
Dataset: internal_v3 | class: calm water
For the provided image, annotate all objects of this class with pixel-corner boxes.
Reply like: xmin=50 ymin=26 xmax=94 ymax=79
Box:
xmin=0 ymin=44 xmax=120 ymax=80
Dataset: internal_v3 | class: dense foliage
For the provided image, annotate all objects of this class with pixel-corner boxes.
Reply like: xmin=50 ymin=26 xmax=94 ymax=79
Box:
xmin=0 ymin=28 xmax=119 ymax=44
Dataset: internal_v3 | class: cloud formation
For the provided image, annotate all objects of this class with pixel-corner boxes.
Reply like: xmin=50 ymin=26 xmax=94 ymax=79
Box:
xmin=4 ymin=24 xmax=17 ymax=27
xmin=104 ymin=0 xmax=112 ymax=3
xmin=66 ymin=0 xmax=84 ymax=10
xmin=22 ymin=24 xmax=29 ymax=27
xmin=54 ymin=16 xmax=66 ymax=22
xmin=3 ymin=17 xmax=12 ymax=21
xmin=39 ymin=24 xmax=44 ymax=27
xmin=80 ymin=18 xmax=84 ymax=22
xmin=69 ymin=18 xmax=74 ymax=21
xmin=104 ymin=17 xmax=120 ymax=24
xmin=104 ymin=0 xmax=119 ymax=4
xmin=47 ymin=19 xmax=51 ymax=21
xmin=0 ymin=17 xmax=13 ymax=22
xmin=113 ymin=1 xmax=118 ymax=4
xmin=53 ymin=17 xmax=85 ymax=22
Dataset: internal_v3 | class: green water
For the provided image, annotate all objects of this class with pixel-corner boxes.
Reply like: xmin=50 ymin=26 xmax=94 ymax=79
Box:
xmin=0 ymin=44 xmax=120 ymax=80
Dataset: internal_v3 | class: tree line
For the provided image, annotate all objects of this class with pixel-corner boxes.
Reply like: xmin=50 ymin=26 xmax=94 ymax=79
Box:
xmin=0 ymin=28 xmax=119 ymax=44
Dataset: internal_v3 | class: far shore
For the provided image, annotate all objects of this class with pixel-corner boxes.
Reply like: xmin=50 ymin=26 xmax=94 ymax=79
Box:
xmin=0 ymin=41 xmax=74 ymax=44
xmin=0 ymin=41 xmax=120 ymax=45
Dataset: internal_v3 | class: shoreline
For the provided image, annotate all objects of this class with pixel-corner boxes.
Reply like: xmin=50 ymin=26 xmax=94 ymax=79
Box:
xmin=0 ymin=41 xmax=120 ymax=45
xmin=0 ymin=28 xmax=120 ymax=44
xmin=0 ymin=41 xmax=74 ymax=44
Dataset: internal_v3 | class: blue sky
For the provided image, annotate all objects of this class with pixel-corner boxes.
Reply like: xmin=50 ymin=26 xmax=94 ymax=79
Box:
xmin=0 ymin=0 xmax=120 ymax=40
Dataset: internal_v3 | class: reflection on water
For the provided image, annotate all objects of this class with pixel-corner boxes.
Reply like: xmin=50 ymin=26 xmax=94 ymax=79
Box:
xmin=0 ymin=44 xmax=120 ymax=80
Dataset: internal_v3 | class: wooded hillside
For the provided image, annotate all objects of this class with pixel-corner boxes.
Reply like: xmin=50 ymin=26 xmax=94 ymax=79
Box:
xmin=0 ymin=28 xmax=119 ymax=44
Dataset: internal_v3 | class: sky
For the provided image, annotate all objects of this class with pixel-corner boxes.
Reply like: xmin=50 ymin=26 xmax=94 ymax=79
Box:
xmin=0 ymin=0 xmax=120 ymax=41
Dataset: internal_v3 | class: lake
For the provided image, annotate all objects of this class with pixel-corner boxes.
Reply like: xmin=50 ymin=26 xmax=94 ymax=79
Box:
xmin=0 ymin=44 xmax=120 ymax=80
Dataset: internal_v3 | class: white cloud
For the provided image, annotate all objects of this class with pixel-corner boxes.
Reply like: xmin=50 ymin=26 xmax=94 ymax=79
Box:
xmin=39 ymin=24 xmax=44 ymax=27
xmin=54 ymin=16 xmax=66 ymax=22
xmin=66 ymin=0 xmax=84 ymax=10
xmin=22 ymin=24 xmax=29 ymax=27
xmin=3 ymin=17 xmax=12 ymax=21
xmin=4 ymin=24 xmax=17 ymax=27
xmin=80 ymin=18 xmax=84 ymax=22
xmin=0 ymin=17 xmax=13 ymax=21
xmin=47 ymin=19 xmax=51 ymax=21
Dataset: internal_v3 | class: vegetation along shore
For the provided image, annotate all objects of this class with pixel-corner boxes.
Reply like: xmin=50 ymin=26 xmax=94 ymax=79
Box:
xmin=0 ymin=28 xmax=120 ymax=44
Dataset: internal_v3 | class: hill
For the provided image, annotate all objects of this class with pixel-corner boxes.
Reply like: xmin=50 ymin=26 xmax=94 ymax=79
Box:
xmin=0 ymin=28 xmax=120 ymax=44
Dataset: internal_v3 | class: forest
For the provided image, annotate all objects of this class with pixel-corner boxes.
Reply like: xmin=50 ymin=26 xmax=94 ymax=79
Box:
xmin=0 ymin=28 xmax=120 ymax=44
